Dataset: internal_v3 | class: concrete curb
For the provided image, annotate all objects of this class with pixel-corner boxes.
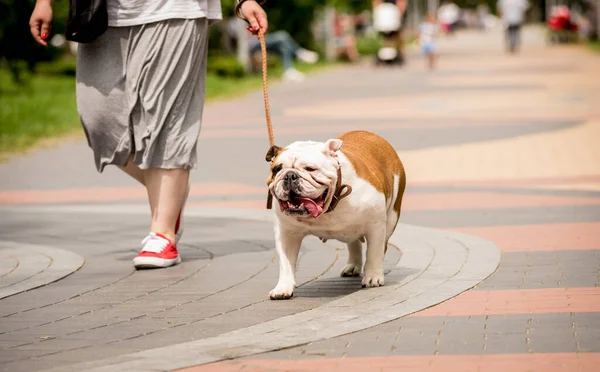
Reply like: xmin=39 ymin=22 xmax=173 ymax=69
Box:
xmin=0 ymin=241 xmax=85 ymax=300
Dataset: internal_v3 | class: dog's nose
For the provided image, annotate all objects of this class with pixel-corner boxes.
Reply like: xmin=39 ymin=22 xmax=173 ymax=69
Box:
xmin=284 ymin=172 xmax=299 ymax=182
xmin=283 ymin=171 xmax=300 ymax=192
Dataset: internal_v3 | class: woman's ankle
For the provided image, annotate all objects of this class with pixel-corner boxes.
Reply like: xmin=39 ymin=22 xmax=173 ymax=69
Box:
xmin=150 ymin=228 xmax=176 ymax=244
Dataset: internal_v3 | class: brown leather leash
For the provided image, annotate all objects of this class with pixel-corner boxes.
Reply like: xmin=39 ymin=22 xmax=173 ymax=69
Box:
xmin=257 ymin=29 xmax=277 ymax=210
xmin=258 ymin=29 xmax=275 ymax=150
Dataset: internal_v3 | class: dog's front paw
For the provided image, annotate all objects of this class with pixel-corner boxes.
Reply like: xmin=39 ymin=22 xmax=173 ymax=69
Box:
xmin=362 ymin=271 xmax=385 ymax=287
xmin=340 ymin=263 xmax=362 ymax=277
xmin=269 ymin=283 xmax=295 ymax=300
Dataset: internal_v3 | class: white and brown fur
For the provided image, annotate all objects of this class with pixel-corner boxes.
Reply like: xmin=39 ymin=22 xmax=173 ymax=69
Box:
xmin=266 ymin=131 xmax=406 ymax=299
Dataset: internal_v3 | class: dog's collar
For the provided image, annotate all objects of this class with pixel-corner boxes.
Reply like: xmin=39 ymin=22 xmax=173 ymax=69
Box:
xmin=266 ymin=164 xmax=353 ymax=214
xmin=326 ymin=166 xmax=353 ymax=213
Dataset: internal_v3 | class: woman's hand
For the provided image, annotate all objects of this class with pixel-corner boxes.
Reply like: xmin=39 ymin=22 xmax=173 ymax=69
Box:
xmin=29 ymin=0 xmax=53 ymax=47
xmin=240 ymin=0 xmax=268 ymax=35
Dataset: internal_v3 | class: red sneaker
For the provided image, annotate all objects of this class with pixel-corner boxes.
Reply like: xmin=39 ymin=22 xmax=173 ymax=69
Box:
xmin=133 ymin=233 xmax=181 ymax=269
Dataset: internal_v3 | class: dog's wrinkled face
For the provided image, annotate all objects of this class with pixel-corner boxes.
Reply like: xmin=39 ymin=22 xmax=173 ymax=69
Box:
xmin=266 ymin=139 xmax=343 ymax=218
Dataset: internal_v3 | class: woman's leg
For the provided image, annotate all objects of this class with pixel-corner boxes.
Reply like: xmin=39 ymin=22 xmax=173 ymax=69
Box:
xmin=118 ymin=156 xmax=188 ymax=243
xmin=267 ymin=31 xmax=302 ymax=54
xmin=428 ymin=51 xmax=436 ymax=69
xmin=128 ymin=19 xmax=206 ymax=251
xmin=263 ymin=33 xmax=296 ymax=70
xmin=279 ymin=47 xmax=295 ymax=70
xmin=119 ymin=155 xmax=146 ymax=185
xmin=145 ymin=168 xmax=189 ymax=243
xmin=344 ymin=36 xmax=359 ymax=62
xmin=131 ymin=166 xmax=188 ymax=269
xmin=250 ymin=36 xmax=296 ymax=71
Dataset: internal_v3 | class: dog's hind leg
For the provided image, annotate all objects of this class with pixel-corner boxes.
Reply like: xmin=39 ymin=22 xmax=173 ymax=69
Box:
xmin=363 ymin=223 xmax=387 ymax=287
xmin=341 ymin=239 xmax=363 ymax=277
xmin=385 ymin=173 xmax=404 ymax=254
xmin=269 ymin=222 xmax=304 ymax=300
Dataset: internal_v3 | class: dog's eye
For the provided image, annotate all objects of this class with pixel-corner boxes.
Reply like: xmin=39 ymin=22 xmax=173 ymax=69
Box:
xmin=305 ymin=166 xmax=317 ymax=172
xmin=272 ymin=165 xmax=282 ymax=174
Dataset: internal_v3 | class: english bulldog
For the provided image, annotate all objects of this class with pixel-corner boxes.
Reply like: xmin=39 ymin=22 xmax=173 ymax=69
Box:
xmin=265 ymin=130 xmax=406 ymax=300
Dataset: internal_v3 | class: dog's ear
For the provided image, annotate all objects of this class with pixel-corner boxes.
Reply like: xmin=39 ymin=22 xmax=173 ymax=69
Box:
xmin=324 ymin=139 xmax=343 ymax=156
xmin=265 ymin=145 xmax=283 ymax=162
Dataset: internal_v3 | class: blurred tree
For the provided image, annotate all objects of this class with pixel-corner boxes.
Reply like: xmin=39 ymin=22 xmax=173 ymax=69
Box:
xmin=328 ymin=0 xmax=372 ymax=12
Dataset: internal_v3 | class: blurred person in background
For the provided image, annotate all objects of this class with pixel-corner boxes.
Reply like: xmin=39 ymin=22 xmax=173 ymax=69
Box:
xmin=228 ymin=17 xmax=319 ymax=82
xmin=497 ymin=0 xmax=530 ymax=53
xmin=353 ymin=11 xmax=371 ymax=37
xmin=333 ymin=11 xmax=360 ymax=63
xmin=249 ymin=30 xmax=319 ymax=81
xmin=438 ymin=0 xmax=461 ymax=35
xmin=477 ymin=3 xmax=491 ymax=31
xmin=372 ymin=0 xmax=409 ymax=64
xmin=418 ymin=13 xmax=440 ymax=70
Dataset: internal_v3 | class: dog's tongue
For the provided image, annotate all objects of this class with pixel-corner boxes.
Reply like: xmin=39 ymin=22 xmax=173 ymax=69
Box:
xmin=298 ymin=197 xmax=323 ymax=217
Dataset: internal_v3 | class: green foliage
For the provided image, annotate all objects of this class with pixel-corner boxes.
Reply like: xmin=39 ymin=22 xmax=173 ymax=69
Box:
xmin=221 ymin=0 xmax=237 ymax=17
xmin=207 ymin=56 xmax=247 ymax=78
xmin=35 ymin=56 xmax=77 ymax=76
xmin=452 ymin=0 xmax=484 ymax=9
xmin=262 ymin=0 xmax=326 ymax=49
xmin=328 ymin=0 xmax=372 ymax=12
xmin=0 ymin=59 xmax=80 ymax=154
xmin=356 ymin=34 xmax=383 ymax=55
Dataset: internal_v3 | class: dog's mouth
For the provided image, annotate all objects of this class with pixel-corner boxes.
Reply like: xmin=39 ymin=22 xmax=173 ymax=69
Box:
xmin=278 ymin=190 xmax=328 ymax=218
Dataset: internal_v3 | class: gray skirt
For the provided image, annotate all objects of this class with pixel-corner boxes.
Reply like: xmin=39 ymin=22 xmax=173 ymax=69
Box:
xmin=76 ymin=18 xmax=208 ymax=172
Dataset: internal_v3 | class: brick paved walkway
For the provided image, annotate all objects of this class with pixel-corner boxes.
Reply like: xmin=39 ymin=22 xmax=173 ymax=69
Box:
xmin=1 ymin=25 xmax=599 ymax=372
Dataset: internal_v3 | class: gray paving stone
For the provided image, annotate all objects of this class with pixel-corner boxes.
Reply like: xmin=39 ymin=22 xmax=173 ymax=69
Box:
xmin=474 ymin=250 xmax=598 ymax=291
xmin=483 ymin=332 xmax=529 ymax=353
xmin=1 ymin=211 xmax=408 ymax=369
xmin=0 ymin=346 xmax=144 ymax=372
xmin=0 ymin=350 xmax=50 ymax=365
xmin=22 ymin=215 xmax=499 ymax=372
xmin=484 ymin=314 xmax=532 ymax=333
xmin=0 ymin=242 xmax=84 ymax=301
xmin=0 ymin=257 xmax=18 ymax=277
xmin=573 ymin=313 xmax=600 ymax=327
xmin=576 ymin=328 xmax=600 ymax=352
xmin=253 ymin=312 xmax=600 ymax=359
xmin=403 ymin=205 xmax=600 ymax=228
xmin=10 ymin=339 xmax=97 ymax=351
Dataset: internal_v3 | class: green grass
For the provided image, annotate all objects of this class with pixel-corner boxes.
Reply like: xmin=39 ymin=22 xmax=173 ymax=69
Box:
xmin=0 ymin=60 xmax=80 ymax=156
xmin=589 ymin=41 xmax=600 ymax=53
xmin=0 ymin=57 xmax=336 ymax=157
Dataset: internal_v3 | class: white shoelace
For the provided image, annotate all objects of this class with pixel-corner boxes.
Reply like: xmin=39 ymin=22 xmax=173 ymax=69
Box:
xmin=140 ymin=233 xmax=169 ymax=254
